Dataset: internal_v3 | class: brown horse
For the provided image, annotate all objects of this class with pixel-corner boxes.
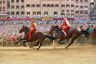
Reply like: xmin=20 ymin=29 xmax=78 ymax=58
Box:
xmin=49 ymin=25 xmax=89 ymax=48
xmin=16 ymin=26 xmax=54 ymax=50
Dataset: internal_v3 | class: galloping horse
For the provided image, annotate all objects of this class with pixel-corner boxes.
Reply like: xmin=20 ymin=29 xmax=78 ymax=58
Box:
xmin=49 ymin=25 xmax=89 ymax=48
xmin=16 ymin=25 xmax=54 ymax=50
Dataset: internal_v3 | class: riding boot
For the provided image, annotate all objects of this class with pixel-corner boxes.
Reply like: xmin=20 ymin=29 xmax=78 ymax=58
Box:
xmin=62 ymin=30 xmax=67 ymax=36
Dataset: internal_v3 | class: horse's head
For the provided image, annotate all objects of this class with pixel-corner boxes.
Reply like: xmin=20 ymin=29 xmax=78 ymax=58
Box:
xmin=49 ymin=25 xmax=61 ymax=36
xmin=19 ymin=26 xmax=29 ymax=33
xmin=49 ymin=25 xmax=57 ymax=35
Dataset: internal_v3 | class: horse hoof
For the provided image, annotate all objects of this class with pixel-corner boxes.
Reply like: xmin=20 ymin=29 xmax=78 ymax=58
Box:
xmin=29 ymin=46 xmax=31 ymax=48
xmin=36 ymin=48 xmax=39 ymax=50
xmin=65 ymin=47 xmax=68 ymax=49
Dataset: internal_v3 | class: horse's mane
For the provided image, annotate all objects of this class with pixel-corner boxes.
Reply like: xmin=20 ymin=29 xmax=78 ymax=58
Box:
xmin=23 ymin=26 xmax=30 ymax=31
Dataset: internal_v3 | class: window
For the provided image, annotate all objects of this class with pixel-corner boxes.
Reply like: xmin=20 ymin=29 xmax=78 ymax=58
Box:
xmin=47 ymin=4 xmax=50 ymax=7
xmin=71 ymin=10 xmax=74 ymax=12
xmin=80 ymin=11 xmax=83 ymax=14
xmin=11 ymin=6 xmax=14 ymax=9
xmin=27 ymin=12 xmax=30 ymax=15
xmin=26 ymin=4 xmax=30 ymax=7
xmin=85 ymin=6 xmax=88 ymax=8
xmin=16 ymin=6 xmax=19 ymax=9
xmin=31 ymin=4 xmax=35 ymax=7
xmin=21 ymin=6 xmax=24 ymax=9
xmin=44 ymin=11 xmax=48 ymax=16
xmin=54 ymin=11 xmax=58 ymax=16
xmin=71 ymin=4 xmax=74 ymax=7
xmin=55 ymin=4 xmax=59 ymax=7
xmin=16 ymin=12 xmax=19 ymax=15
xmin=0 ymin=7 xmax=2 ymax=11
xmin=85 ymin=11 xmax=88 ymax=14
xmin=11 ymin=12 xmax=14 ymax=15
xmin=75 ymin=0 xmax=79 ymax=2
xmin=37 ymin=12 xmax=41 ymax=15
xmin=36 ymin=4 xmax=40 ymax=7
xmin=16 ymin=0 xmax=19 ymax=2
xmin=0 ymin=1 xmax=2 ymax=4
xmin=76 ymin=5 xmax=78 ymax=8
xmin=3 ymin=1 xmax=5 ymax=3
xmin=61 ymin=13 xmax=65 ymax=16
xmin=80 ymin=6 xmax=84 ymax=8
xmin=11 ymin=0 xmax=14 ymax=2
xmin=33 ymin=12 xmax=36 ymax=15
xmin=50 ymin=4 xmax=54 ymax=7
xmin=76 ymin=11 xmax=79 ymax=14
xmin=21 ymin=0 xmax=24 ymax=2
xmin=62 ymin=10 xmax=65 ymax=12
xmin=3 ymin=7 xmax=5 ymax=11
xmin=85 ymin=0 xmax=88 ymax=2
xmin=61 ymin=4 xmax=65 ymax=7
xmin=66 ymin=10 xmax=69 ymax=12
xmin=43 ymin=4 xmax=46 ymax=7
xmin=66 ymin=4 xmax=70 ymax=8
xmin=80 ymin=0 xmax=83 ymax=2
xmin=21 ymin=12 xmax=24 ymax=15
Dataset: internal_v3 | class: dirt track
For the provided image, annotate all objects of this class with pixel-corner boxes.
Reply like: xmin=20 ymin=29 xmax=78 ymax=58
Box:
xmin=0 ymin=45 xmax=96 ymax=64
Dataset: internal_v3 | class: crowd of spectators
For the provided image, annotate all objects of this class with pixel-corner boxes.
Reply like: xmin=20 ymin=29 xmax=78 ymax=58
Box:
xmin=0 ymin=19 xmax=96 ymax=41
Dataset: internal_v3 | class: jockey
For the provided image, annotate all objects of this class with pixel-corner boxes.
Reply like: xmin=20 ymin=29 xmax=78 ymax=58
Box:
xmin=28 ymin=18 xmax=37 ymax=40
xmin=60 ymin=18 xmax=70 ymax=36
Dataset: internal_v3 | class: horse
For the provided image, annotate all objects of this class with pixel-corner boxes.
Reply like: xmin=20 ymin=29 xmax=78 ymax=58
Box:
xmin=16 ymin=25 xmax=54 ymax=50
xmin=49 ymin=25 xmax=89 ymax=49
xmin=87 ymin=27 xmax=96 ymax=44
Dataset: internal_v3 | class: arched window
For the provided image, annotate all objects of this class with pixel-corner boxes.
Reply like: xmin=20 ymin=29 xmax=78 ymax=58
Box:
xmin=11 ymin=0 xmax=14 ymax=2
xmin=44 ymin=11 xmax=48 ymax=16
xmin=16 ymin=6 xmax=19 ymax=9
xmin=75 ymin=11 xmax=79 ymax=14
xmin=16 ymin=0 xmax=19 ymax=2
xmin=50 ymin=4 xmax=54 ymax=7
xmin=47 ymin=4 xmax=50 ymax=7
xmin=16 ymin=12 xmax=19 ymax=15
xmin=54 ymin=11 xmax=58 ymax=16
xmin=11 ymin=12 xmax=14 ymax=15
xmin=55 ymin=4 xmax=59 ymax=7
xmin=21 ymin=12 xmax=24 ymax=15
xmin=43 ymin=4 xmax=46 ymax=7
xmin=80 ymin=0 xmax=83 ymax=2
xmin=66 ymin=4 xmax=70 ymax=8
xmin=61 ymin=4 xmax=65 ymax=7
xmin=27 ymin=12 xmax=30 ymax=15
xmin=36 ymin=4 xmax=40 ymax=7
xmin=21 ymin=6 xmax=24 ymax=9
xmin=26 ymin=4 xmax=30 ymax=7
xmin=31 ymin=4 xmax=35 ymax=7
xmin=21 ymin=0 xmax=24 ymax=2
xmin=80 ymin=11 xmax=83 ymax=14
xmin=85 ymin=11 xmax=88 ymax=14
xmin=71 ymin=4 xmax=74 ymax=7
xmin=85 ymin=0 xmax=88 ymax=2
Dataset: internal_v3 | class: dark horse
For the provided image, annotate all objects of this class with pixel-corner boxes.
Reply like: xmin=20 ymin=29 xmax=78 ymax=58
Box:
xmin=16 ymin=25 xmax=54 ymax=50
xmin=49 ymin=25 xmax=89 ymax=49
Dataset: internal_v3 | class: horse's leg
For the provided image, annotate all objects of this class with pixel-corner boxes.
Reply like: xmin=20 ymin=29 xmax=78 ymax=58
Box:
xmin=15 ymin=38 xmax=25 ymax=46
xmin=58 ymin=38 xmax=65 ymax=44
xmin=29 ymin=41 xmax=39 ymax=48
xmin=36 ymin=42 xmax=42 ymax=50
xmin=65 ymin=38 xmax=76 ymax=49
xmin=65 ymin=33 xmax=81 ymax=49
xmin=22 ymin=40 xmax=28 ymax=47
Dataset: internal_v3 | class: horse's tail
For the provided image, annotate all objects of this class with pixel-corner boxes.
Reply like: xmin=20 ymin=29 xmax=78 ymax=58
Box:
xmin=81 ymin=30 xmax=89 ymax=38
xmin=44 ymin=35 xmax=56 ymax=40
